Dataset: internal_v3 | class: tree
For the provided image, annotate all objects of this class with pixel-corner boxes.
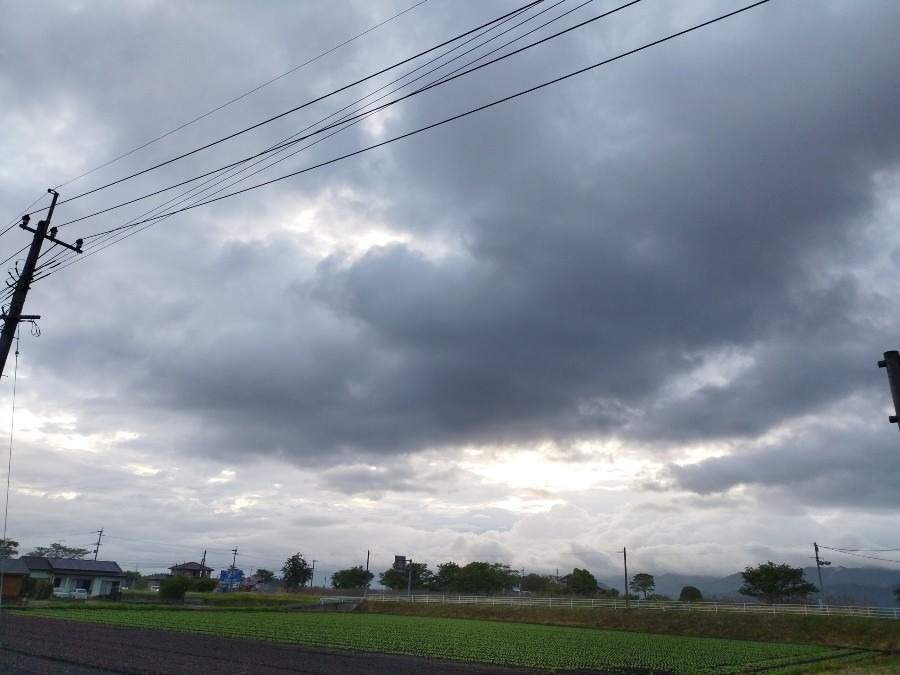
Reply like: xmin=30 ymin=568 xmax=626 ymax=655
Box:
xmin=282 ymin=553 xmax=313 ymax=589
xmin=566 ymin=568 xmax=599 ymax=596
xmin=0 ymin=538 xmax=19 ymax=558
xmin=159 ymin=575 xmax=192 ymax=601
xmin=123 ymin=570 xmax=144 ymax=590
xmin=255 ymin=568 xmax=276 ymax=584
xmin=379 ymin=561 xmax=433 ymax=591
xmin=191 ymin=577 xmax=220 ymax=592
xmin=679 ymin=585 xmax=703 ymax=602
xmin=453 ymin=562 xmax=518 ymax=595
xmin=330 ymin=565 xmax=374 ymax=589
xmin=255 ymin=568 xmax=276 ymax=583
xmin=520 ymin=573 xmax=554 ymax=594
xmin=738 ymin=561 xmax=818 ymax=604
xmin=25 ymin=542 xmax=91 ymax=559
xmin=629 ymin=573 xmax=655 ymax=599
xmin=428 ymin=562 xmax=462 ymax=592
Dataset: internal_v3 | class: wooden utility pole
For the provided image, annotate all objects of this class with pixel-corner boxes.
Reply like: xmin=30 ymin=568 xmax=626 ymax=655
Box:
xmin=0 ymin=189 xmax=81 ymax=378
xmin=93 ymin=528 xmax=104 ymax=560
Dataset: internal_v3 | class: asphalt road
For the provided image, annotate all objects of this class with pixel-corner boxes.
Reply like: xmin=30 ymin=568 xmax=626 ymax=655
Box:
xmin=0 ymin=614 xmax=573 ymax=675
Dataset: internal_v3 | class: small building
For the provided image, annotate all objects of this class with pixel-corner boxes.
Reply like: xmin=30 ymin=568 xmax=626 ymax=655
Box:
xmin=169 ymin=562 xmax=214 ymax=579
xmin=0 ymin=558 xmax=30 ymax=601
xmin=19 ymin=557 xmax=126 ymax=598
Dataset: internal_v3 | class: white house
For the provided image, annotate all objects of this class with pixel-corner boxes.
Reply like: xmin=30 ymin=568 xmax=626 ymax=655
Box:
xmin=20 ymin=557 xmax=126 ymax=598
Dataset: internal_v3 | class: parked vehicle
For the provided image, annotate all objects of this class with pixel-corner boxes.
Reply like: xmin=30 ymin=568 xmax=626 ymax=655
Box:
xmin=53 ymin=588 xmax=88 ymax=600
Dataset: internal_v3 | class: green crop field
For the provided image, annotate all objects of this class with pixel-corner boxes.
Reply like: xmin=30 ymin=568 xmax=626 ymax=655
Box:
xmin=21 ymin=607 xmax=878 ymax=673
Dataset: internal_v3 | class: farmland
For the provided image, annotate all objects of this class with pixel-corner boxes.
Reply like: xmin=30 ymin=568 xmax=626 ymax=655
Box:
xmin=13 ymin=604 xmax=887 ymax=673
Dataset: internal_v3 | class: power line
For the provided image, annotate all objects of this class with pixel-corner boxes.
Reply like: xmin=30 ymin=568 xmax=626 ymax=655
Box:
xmin=34 ymin=0 xmax=579 ymax=270
xmin=89 ymin=0 xmax=776 ymax=234
xmin=35 ymin=0 xmax=772 ymax=283
xmin=26 ymin=1 xmax=544 ymax=214
xmin=50 ymin=0 xmax=604 ymax=232
xmin=40 ymin=0 xmax=639 ymax=265
xmin=50 ymin=0 xmax=431 ymax=192
xmin=819 ymin=545 xmax=900 ymax=565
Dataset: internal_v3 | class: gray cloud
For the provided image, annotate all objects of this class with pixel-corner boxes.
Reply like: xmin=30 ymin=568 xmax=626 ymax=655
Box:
xmin=2 ymin=0 xmax=899 ymax=576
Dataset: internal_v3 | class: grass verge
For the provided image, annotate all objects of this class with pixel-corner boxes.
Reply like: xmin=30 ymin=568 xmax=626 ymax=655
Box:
xmin=357 ymin=601 xmax=900 ymax=652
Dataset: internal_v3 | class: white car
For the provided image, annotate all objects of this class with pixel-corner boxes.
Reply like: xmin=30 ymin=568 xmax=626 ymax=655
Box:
xmin=53 ymin=588 xmax=88 ymax=600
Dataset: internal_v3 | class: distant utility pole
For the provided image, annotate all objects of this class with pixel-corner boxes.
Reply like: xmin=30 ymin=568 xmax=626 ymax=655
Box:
xmin=877 ymin=351 xmax=900 ymax=430
xmin=812 ymin=542 xmax=830 ymax=608
xmin=92 ymin=528 xmax=104 ymax=561
xmin=0 ymin=189 xmax=82 ymax=378
xmin=623 ymin=548 xmax=629 ymax=610
xmin=230 ymin=547 xmax=238 ymax=590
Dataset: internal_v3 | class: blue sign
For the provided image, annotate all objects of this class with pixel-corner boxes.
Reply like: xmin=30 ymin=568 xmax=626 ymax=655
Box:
xmin=218 ymin=569 xmax=243 ymax=585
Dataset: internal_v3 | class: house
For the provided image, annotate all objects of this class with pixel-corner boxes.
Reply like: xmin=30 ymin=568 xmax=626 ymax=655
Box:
xmin=145 ymin=573 xmax=170 ymax=591
xmin=0 ymin=558 xmax=30 ymax=601
xmin=169 ymin=562 xmax=213 ymax=579
xmin=20 ymin=557 xmax=126 ymax=598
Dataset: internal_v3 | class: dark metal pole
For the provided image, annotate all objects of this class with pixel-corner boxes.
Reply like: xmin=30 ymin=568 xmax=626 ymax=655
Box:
xmin=877 ymin=351 xmax=900 ymax=429
xmin=0 ymin=190 xmax=58 ymax=377
xmin=623 ymin=547 xmax=629 ymax=609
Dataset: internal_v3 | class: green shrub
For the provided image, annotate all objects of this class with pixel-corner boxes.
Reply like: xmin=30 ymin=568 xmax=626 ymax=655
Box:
xmin=158 ymin=576 xmax=193 ymax=601
xmin=191 ymin=577 xmax=220 ymax=592
xmin=22 ymin=578 xmax=55 ymax=600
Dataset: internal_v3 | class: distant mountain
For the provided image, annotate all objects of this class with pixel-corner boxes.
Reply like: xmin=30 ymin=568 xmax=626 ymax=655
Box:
xmin=643 ymin=567 xmax=900 ymax=607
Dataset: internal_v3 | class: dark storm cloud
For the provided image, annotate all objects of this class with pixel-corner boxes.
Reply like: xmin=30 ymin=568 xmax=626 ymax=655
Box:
xmin=657 ymin=423 xmax=900 ymax=509
xmin=5 ymin=1 xmax=900 ymax=500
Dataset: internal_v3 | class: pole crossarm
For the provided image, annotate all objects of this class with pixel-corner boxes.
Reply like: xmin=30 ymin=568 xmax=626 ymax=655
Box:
xmin=0 ymin=189 xmax=71 ymax=378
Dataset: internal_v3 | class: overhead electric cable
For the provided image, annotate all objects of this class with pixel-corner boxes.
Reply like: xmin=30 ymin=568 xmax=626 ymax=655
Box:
xmin=25 ymin=1 xmax=544 ymax=214
xmin=42 ymin=0 xmax=625 ymax=267
xmin=43 ymin=6 xmax=549 ymax=263
xmin=53 ymin=0 xmax=614 ymax=231
xmin=94 ymin=1 xmax=777 ymax=230
xmin=50 ymin=0 xmax=431 ymax=192
xmin=39 ymin=0 xmax=772 ymax=279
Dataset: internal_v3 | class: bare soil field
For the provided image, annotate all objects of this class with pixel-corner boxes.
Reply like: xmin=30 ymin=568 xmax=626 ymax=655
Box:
xmin=0 ymin=614 xmax=571 ymax=675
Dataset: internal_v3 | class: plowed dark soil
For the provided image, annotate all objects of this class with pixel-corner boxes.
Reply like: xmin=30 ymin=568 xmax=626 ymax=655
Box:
xmin=0 ymin=613 xmax=567 ymax=674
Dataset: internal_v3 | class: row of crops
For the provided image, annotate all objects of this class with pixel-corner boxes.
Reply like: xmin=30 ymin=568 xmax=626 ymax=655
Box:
xmin=22 ymin=607 xmax=876 ymax=673
xmin=360 ymin=593 xmax=900 ymax=619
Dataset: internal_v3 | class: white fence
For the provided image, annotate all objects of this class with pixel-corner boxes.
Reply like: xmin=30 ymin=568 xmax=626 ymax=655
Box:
xmin=347 ymin=593 xmax=900 ymax=619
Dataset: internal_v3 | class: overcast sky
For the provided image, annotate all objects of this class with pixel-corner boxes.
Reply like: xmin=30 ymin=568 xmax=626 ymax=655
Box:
xmin=1 ymin=0 xmax=899 ymax=588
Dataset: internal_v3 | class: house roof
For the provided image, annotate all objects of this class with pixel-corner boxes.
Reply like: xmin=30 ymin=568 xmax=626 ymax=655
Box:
xmin=170 ymin=562 xmax=213 ymax=572
xmin=19 ymin=557 xmax=125 ymax=577
xmin=0 ymin=558 xmax=29 ymax=575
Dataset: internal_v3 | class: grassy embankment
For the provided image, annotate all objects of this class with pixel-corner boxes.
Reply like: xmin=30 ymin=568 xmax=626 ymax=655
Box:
xmin=358 ymin=601 xmax=899 ymax=651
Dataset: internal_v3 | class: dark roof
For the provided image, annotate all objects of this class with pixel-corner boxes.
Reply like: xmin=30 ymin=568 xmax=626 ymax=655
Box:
xmin=19 ymin=557 xmax=125 ymax=576
xmin=0 ymin=558 xmax=29 ymax=574
xmin=170 ymin=562 xmax=213 ymax=572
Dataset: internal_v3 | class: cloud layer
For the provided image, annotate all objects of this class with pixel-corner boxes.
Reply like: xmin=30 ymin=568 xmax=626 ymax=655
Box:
xmin=1 ymin=0 xmax=898 ymax=582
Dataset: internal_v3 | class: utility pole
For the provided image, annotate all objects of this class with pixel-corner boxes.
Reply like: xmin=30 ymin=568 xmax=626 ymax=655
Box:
xmin=310 ymin=559 xmax=318 ymax=588
xmin=229 ymin=547 xmax=238 ymax=591
xmin=365 ymin=549 xmax=370 ymax=597
xmin=623 ymin=547 xmax=629 ymax=610
xmin=813 ymin=542 xmax=830 ymax=608
xmin=92 ymin=528 xmax=104 ymax=561
xmin=877 ymin=351 xmax=900 ymax=430
xmin=0 ymin=189 xmax=81 ymax=378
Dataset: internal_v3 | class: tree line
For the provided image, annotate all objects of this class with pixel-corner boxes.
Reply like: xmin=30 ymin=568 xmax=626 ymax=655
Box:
xmin=7 ymin=539 xmax=886 ymax=605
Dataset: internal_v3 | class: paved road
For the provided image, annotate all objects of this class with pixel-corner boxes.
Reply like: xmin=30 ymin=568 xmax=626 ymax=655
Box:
xmin=0 ymin=614 xmax=574 ymax=675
